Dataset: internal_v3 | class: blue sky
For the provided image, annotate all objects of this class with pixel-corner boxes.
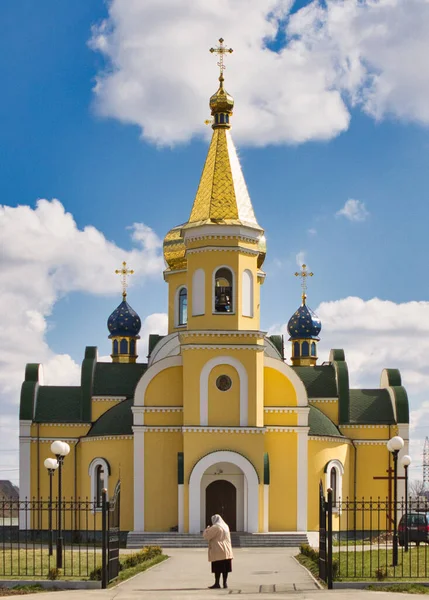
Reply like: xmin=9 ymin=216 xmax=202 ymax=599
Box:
xmin=1 ymin=0 xmax=429 ymax=482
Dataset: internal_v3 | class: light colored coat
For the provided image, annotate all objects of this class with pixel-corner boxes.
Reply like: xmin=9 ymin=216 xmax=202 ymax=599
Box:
xmin=203 ymin=524 xmax=234 ymax=562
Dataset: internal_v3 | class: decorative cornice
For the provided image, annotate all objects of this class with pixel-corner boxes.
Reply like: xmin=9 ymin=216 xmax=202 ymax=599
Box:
xmin=309 ymin=436 xmax=351 ymax=444
xmin=264 ymin=407 xmax=310 ymax=414
xmin=352 ymin=440 xmax=388 ymax=445
xmin=309 ymin=398 xmax=338 ymax=403
xmin=266 ymin=426 xmax=310 ymax=433
xmin=37 ymin=423 xmax=91 ymax=428
xmin=181 ymin=344 xmax=264 ymax=351
xmin=133 ymin=426 xmax=182 ymax=433
xmin=183 ymin=426 xmax=265 ymax=434
xmin=341 ymin=424 xmax=390 ymax=429
xmin=163 ymin=269 xmax=187 ymax=277
xmin=141 ymin=407 xmax=183 ymax=413
xmin=31 ymin=438 xmax=78 ymax=443
xmin=180 ymin=330 xmax=266 ymax=338
xmin=81 ymin=435 xmax=133 ymax=442
xmin=92 ymin=396 xmax=126 ymax=402
xmin=186 ymin=246 xmax=259 ymax=257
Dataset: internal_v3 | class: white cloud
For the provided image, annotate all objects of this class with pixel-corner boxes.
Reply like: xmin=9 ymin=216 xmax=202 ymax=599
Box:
xmin=89 ymin=0 xmax=429 ymax=147
xmin=336 ymin=199 xmax=369 ymax=222
xmin=273 ymin=296 xmax=429 ymax=481
xmin=0 ymin=199 xmax=164 ymax=483
xmin=307 ymin=228 xmax=317 ymax=236
xmin=296 ymin=251 xmax=306 ymax=267
xmin=139 ymin=313 xmax=169 ymax=359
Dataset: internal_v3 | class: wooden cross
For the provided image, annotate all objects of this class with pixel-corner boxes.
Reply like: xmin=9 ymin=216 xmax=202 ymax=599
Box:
xmin=115 ymin=261 xmax=134 ymax=300
xmin=373 ymin=466 xmax=406 ymax=527
xmin=209 ymin=38 xmax=233 ymax=75
xmin=294 ymin=264 xmax=314 ymax=304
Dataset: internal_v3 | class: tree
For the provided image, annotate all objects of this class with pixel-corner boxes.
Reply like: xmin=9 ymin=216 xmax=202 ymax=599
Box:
xmin=409 ymin=479 xmax=426 ymax=499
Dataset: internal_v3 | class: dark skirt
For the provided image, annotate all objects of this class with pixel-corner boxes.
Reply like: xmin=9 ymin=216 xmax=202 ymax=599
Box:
xmin=211 ymin=559 xmax=232 ymax=574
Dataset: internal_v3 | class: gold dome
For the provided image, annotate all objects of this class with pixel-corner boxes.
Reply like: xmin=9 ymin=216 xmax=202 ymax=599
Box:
xmin=163 ymin=224 xmax=187 ymax=271
xmin=209 ymin=74 xmax=234 ymax=116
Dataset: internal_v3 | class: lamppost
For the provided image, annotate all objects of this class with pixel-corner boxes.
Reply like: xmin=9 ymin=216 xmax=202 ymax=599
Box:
xmin=387 ymin=435 xmax=404 ymax=567
xmin=44 ymin=458 xmax=59 ymax=556
xmin=401 ymin=454 xmax=412 ymax=553
xmin=50 ymin=441 xmax=70 ymax=568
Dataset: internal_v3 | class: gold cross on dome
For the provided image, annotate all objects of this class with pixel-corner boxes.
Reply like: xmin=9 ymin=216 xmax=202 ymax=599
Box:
xmin=294 ymin=264 xmax=314 ymax=305
xmin=115 ymin=261 xmax=134 ymax=300
xmin=209 ymin=38 xmax=233 ymax=75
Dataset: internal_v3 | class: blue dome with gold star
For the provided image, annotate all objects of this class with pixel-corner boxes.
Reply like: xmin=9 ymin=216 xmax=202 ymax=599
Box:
xmin=287 ymin=302 xmax=321 ymax=340
xmin=108 ymin=299 xmax=141 ymax=338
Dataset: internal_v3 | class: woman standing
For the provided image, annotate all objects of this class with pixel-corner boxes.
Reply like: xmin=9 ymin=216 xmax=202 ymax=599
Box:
xmin=203 ymin=514 xmax=234 ymax=589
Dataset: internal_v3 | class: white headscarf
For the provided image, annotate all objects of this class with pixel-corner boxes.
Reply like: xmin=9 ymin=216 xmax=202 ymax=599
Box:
xmin=211 ymin=514 xmax=230 ymax=533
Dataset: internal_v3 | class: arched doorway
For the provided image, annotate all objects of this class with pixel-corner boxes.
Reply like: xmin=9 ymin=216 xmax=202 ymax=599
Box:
xmin=205 ymin=480 xmax=237 ymax=531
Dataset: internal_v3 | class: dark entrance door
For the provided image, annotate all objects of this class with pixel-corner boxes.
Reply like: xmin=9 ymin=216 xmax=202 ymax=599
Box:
xmin=205 ymin=480 xmax=237 ymax=531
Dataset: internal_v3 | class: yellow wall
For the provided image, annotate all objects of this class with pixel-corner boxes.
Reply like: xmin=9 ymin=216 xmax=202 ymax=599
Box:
xmin=264 ymin=367 xmax=297 ymax=406
xmin=91 ymin=400 xmax=124 ymax=422
xmin=265 ymin=432 xmax=297 ymax=530
xmin=143 ymin=432 xmax=183 ymax=531
xmin=309 ymin=401 xmax=338 ymax=424
xmin=208 ymin=364 xmax=240 ymax=426
xmin=145 ymin=366 xmax=183 ymax=406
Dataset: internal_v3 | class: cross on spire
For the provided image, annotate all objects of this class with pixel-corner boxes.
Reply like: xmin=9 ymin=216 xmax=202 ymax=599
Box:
xmin=115 ymin=261 xmax=134 ymax=300
xmin=294 ymin=264 xmax=314 ymax=305
xmin=209 ymin=38 xmax=233 ymax=78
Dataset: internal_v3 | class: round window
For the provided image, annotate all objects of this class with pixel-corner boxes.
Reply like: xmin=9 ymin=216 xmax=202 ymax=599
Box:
xmin=216 ymin=375 xmax=232 ymax=392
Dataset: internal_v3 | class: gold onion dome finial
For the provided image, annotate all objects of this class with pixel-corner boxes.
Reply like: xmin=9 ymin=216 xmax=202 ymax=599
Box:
xmin=209 ymin=38 xmax=234 ymax=124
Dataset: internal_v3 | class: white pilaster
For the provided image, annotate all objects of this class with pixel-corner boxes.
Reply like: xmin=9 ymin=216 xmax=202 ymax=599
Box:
xmin=178 ymin=484 xmax=184 ymax=533
xmin=132 ymin=407 xmax=145 ymax=531
xmin=297 ymin=427 xmax=310 ymax=531
xmin=263 ymin=485 xmax=269 ymax=532
xmin=19 ymin=421 xmax=32 ymax=530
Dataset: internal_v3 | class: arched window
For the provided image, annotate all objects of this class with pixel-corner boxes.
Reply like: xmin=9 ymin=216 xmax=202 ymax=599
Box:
xmin=311 ymin=342 xmax=316 ymax=357
xmin=302 ymin=341 xmax=309 ymax=357
xmin=294 ymin=342 xmax=300 ymax=357
xmin=88 ymin=458 xmax=110 ymax=510
xmin=113 ymin=340 xmax=119 ymax=354
xmin=178 ymin=287 xmax=188 ymax=325
xmin=214 ymin=268 xmax=233 ymax=313
xmin=130 ymin=339 xmax=136 ymax=355
xmin=325 ymin=459 xmax=344 ymax=512
xmin=120 ymin=339 xmax=128 ymax=354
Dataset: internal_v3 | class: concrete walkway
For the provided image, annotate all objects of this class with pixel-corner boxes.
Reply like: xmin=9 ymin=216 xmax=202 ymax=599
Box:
xmin=5 ymin=548 xmax=427 ymax=599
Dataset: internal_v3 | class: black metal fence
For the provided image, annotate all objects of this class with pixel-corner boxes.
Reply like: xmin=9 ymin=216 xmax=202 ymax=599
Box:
xmin=0 ymin=485 xmax=120 ymax=587
xmin=320 ymin=491 xmax=429 ymax=582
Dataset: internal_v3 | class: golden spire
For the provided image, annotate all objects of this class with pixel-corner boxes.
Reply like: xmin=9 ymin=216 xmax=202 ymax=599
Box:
xmin=294 ymin=264 xmax=314 ymax=305
xmin=115 ymin=261 xmax=134 ymax=300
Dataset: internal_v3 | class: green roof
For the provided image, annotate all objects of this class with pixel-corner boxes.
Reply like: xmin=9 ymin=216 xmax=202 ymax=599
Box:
xmin=308 ymin=405 xmax=343 ymax=438
xmin=348 ymin=389 xmax=395 ymax=424
xmin=292 ymin=366 xmax=337 ymax=398
xmin=87 ymin=398 xmax=133 ymax=437
xmin=35 ymin=387 xmax=84 ymax=423
xmin=92 ymin=363 xmax=147 ymax=398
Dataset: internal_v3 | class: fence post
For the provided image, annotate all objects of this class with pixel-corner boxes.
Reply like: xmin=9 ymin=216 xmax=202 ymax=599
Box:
xmin=318 ymin=481 xmax=326 ymax=582
xmin=327 ymin=488 xmax=333 ymax=590
xmin=101 ymin=489 xmax=108 ymax=589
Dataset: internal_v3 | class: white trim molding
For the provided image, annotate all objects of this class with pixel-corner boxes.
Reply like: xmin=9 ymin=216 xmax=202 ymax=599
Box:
xmin=200 ymin=356 xmax=248 ymax=426
xmin=297 ymin=428 xmax=309 ymax=531
xmin=19 ymin=420 xmax=32 ymax=529
xmin=189 ymin=450 xmax=259 ymax=533
xmin=134 ymin=355 xmax=183 ymax=407
xmin=183 ymin=427 xmax=264 ymax=434
xmin=133 ymin=426 xmax=145 ymax=531
xmin=264 ymin=357 xmax=308 ymax=407
xmin=88 ymin=457 xmax=110 ymax=505
xmin=324 ymin=459 xmax=344 ymax=511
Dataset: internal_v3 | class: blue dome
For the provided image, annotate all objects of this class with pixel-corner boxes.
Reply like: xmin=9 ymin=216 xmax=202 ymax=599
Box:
xmin=287 ymin=303 xmax=321 ymax=340
xmin=108 ymin=299 xmax=141 ymax=338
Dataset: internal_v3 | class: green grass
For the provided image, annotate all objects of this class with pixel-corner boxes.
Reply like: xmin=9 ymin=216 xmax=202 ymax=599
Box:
xmin=337 ymin=546 xmax=429 ymax=581
xmin=366 ymin=584 xmax=429 ymax=594
xmin=108 ymin=554 xmax=168 ymax=587
xmin=0 ymin=585 xmax=57 ymax=596
xmin=0 ymin=549 xmax=100 ymax=579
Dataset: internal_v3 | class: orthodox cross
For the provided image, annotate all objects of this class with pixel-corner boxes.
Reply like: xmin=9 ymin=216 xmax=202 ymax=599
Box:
xmin=115 ymin=261 xmax=134 ymax=300
xmin=209 ymin=38 xmax=233 ymax=75
xmin=294 ymin=264 xmax=313 ymax=304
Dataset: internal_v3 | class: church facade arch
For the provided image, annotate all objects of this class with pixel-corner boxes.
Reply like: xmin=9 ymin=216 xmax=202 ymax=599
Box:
xmin=200 ymin=356 xmax=248 ymax=426
xmin=188 ymin=450 xmax=259 ymax=533
xmin=264 ymin=356 xmax=308 ymax=406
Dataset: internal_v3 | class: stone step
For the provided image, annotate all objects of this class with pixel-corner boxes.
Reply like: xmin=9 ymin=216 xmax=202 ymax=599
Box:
xmin=127 ymin=532 xmax=308 ymax=548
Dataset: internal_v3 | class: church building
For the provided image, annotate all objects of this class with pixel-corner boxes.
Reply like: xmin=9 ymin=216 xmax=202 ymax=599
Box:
xmin=19 ymin=40 xmax=410 ymax=538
